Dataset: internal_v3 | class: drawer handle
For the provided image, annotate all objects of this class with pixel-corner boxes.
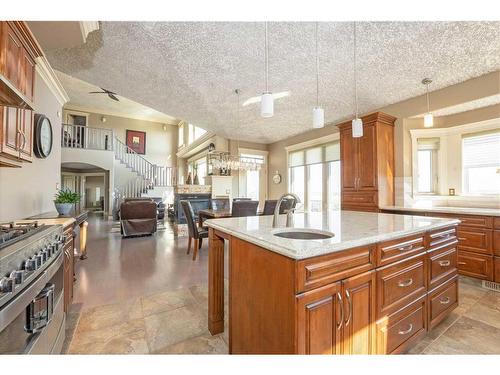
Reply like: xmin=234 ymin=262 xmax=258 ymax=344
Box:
xmin=439 ymin=297 xmax=451 ymax=305
xmin=458 ymin=262 xmax=467 ymax=266
xmin=398 ymin=324 xmax=413 ymax=335
xmin=398 ymin=278 xmax=413 ymax=287
xmin=438 ymin=260 xmax=451 ymax=267
xmin=398 ymin=245 xmax=413 ymax=252
xmin=337 ymin=292 xmax=344 ymax=331
xmin=458 ymin=238 xmax=467 ymax=241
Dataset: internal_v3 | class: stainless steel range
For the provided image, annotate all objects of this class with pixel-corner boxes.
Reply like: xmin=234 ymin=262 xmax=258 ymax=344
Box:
xmin=0 ymin=221 xmax=66 ymax=354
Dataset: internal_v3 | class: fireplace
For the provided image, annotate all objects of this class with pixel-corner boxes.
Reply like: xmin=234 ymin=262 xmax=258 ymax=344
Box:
xmin=174 ymin=193 xmax=211 ymax=224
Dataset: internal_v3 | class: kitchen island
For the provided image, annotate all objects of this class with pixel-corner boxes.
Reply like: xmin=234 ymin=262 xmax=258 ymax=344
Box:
xmin=205 ymin=210 xmax=460 ymax=354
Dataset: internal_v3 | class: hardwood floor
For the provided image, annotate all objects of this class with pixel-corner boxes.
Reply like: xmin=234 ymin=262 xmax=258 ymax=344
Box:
xmin=63 ymin=213 xmax=500 ymax=354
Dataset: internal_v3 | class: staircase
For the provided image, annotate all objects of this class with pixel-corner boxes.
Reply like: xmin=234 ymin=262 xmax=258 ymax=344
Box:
xmin=61 ymin=123 xmax=176 ymax=210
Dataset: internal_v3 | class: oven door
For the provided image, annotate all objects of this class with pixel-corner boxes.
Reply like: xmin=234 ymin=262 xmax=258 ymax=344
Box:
xmin=0 ymin=252 xmax=64 ymax=354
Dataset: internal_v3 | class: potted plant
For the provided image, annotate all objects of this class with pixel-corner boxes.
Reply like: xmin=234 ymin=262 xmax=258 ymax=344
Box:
xmin=54 ymin=188 xmax=80 ymax=216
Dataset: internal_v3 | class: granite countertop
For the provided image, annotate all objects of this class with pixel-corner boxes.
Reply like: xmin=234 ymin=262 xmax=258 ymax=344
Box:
xmin=205 ymin=211 xmax=460 ymax=260
xmin=26 ymin=208 xmax=89 ymax=224
xmin=23 ymin=217 xmax=76 ymax=228
xmin=381 ymin=205 xmax=500 ymax=217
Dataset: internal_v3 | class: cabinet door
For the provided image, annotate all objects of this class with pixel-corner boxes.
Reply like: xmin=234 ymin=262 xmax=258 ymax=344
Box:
xmin=296 ymin=282 xmax=342 ymax=354
xmin=3 ymin=23 xmax=23 ymax=89
xmin=342 ymin=270 xmax=376 ymax=354
xmin=457 ymin=226 xmax=493 ymax=255
xmin=357 ymin=124 xmax=378 ymax=190
xmin=21 ymin=51 xmax=35 ymax=102
xmin=340 ymin=127 xmax=357 ymax=191
xmin=1 ymin=106 xmax=20 ymax=157
xmin=18 ymin=109 xmax=32 ymax=160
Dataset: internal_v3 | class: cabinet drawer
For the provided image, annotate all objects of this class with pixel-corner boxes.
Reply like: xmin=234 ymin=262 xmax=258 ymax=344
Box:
xmin=493 ymin=230 xmax=500 ymax=257
xmin=494 ymin=218 xmax=500 ymax=230
xmin=428 ymin=276 xmax=458 ymax=329
xmin=375 ymin=297 xmax=427 ymax=354
xmin=342 ymin=191 xmax=378 ymax=206
xmin=457 ymin=226 xmax=492 ymax=255
xmin=457 ymin=250 xmax=493 ymax=280
xmin=428 ymin=214 xmax=493 ymax=229
xmin=376 ymin=255 xmax=427 ymax=318
xmin=296 ymin=245 xmax=375 ymax=293
xmin=377 ymin=234 xmax=425 ymax=267
xmin=428 ymin=244 xmax=458 ymax=290
xmin=427 ymin=226 xmax=457 ymax=249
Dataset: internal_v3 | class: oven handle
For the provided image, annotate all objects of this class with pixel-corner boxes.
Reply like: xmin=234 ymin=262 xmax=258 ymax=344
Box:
xmin=0 ymin=252 xmax=63 ymax=333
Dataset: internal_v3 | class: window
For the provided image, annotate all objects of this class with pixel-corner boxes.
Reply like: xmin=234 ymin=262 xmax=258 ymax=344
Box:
xmin=416 ymin=138 xmax=439 ymax=194
xmin=288 ymin=141 xmax=340 ymax=212
xmin=188 ymin=124 xmax=207 ymax=145
xmin=462 ymin=132 xmax=500 ymax=195
xmin=178 ymin=124 xmax=184 ymax=148
xmin=240 ymin=153 xmax=266 ymax=202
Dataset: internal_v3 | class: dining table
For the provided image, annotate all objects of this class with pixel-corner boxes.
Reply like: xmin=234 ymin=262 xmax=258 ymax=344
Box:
xmin=197 ymin=209 xmax=233 ymax=228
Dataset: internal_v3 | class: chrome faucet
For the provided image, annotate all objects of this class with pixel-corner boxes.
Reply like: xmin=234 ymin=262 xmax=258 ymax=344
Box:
xmin=272 ymin=193 xmax=301 ymax=228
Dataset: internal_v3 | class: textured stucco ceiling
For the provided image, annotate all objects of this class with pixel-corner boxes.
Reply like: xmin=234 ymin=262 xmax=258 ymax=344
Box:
xmin=45 ymin=22 xmax=500 ymax=144
xmin=56 ymin=71 xmax=180 ymax=124
xmin=415 ymin=94 xmax=500 ymax=118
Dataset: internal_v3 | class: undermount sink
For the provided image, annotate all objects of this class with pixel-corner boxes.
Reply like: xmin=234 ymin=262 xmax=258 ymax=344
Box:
xmin=272 ymin=228 xmax=334 ymax=240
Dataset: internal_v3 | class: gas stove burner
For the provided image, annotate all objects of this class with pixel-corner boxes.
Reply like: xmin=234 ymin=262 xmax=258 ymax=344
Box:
xmin=0 ymin=221 xmax=44 ymax=249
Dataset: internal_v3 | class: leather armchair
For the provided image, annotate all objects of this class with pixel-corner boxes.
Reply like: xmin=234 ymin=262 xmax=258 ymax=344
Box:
xmin=120 ymin=200 xmax=157 ymax=237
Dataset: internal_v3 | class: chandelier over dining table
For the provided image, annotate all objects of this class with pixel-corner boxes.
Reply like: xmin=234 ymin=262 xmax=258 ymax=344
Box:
xmin=209 ymin=151 xmax=263 ymax=172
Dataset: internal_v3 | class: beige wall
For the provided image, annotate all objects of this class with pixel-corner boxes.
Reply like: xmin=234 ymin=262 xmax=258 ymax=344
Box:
xmin=0 ymin=72 xmax=63 ymax=221
xmin=63 ymin=109 xmax=178 ymax=168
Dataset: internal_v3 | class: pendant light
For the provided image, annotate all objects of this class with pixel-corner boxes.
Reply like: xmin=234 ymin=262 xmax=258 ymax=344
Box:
xmin=312 ymin=22 xmax=324 ymax=128
xmin=261 ymin=22 xmax=273 ymax=118
xmin=352 ymin=22 xmax=363 ymax=138
xmin=422 ymin=78 xmax=433 ymax=128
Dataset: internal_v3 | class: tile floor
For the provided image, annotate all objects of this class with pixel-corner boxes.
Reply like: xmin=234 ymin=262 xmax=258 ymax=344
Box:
xmin=64 ymin=214 xmax=500 ymax=354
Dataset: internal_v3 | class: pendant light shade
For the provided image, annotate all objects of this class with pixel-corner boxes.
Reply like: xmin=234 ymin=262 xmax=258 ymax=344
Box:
xmin=313 ymin=107 xmax=324 ymax=128
xmin=424 ymin=113 xmax=434 ymax=128
xmin=312 ymin=22 xmax=325 ymax=129
xmin=352 ymin=22 xmax=363 ymax=138
xmin=261 ymin=92 xmax=274 ymax=118
xmin=352 ymin=118 xmax=363 ymax=138
xmin=261 ymin=22 xmax=273 ymax=118
xmin=422 ymin=78 xmax=433 ymax=128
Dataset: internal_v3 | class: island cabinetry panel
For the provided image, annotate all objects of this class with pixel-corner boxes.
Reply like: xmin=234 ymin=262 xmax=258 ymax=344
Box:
xmin=495 ymin=257 xmax=500 ymax=283
xmin=428 ymin=276 xmax=458 ymax=330
xmin=375 ymin=296 xmax=427 ymax=354
xmin=296 ymin=245 xmax=375 ymax=293
xmin=376 ymin=254 xmax=427 ymax=319
xmin=377 ymin=234 xmax=425 ymax=267
xmin=456 ymin=226 xmax=492 ymax=255
xmin=339 ymin=112 xmax=396 ymax=212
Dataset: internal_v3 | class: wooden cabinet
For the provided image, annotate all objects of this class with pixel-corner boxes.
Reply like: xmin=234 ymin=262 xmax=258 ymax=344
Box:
xmin=224 ymin=225 xmax=458 ymax=354
xmin=296 ymin=282 xmax=343 ymax=354
xmin=0 ymin=21 xmax=41 ymax=109
xmin=296 ymin=270 xmax=376 ymax=355
xmin=0 ymin=106 xmax=33 ymax=165
xmin=457 ymin=250 xmax=493 ymax=280
xmin=63 ymin=225 xmax=75 ymax=312
xmin=339 ymin=112 xmax=396 ymax=211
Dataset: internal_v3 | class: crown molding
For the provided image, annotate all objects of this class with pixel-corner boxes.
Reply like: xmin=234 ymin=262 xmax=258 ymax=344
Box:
xmin=35 ymin=57 xmax=70 ymax=106
xmin=79 ymin=22 xmax=100 ymax=41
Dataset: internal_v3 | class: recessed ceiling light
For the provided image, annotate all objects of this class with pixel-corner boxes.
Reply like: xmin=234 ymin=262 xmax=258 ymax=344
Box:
xmin=242 ymin=91 xmax=291 ymax=107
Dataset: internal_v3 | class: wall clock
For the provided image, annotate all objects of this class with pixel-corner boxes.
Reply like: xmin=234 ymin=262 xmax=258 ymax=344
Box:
xmin=33 ymin=114 xmax=53 ymax=159
xmin=272 ymin=171 xmax=282 ymax=184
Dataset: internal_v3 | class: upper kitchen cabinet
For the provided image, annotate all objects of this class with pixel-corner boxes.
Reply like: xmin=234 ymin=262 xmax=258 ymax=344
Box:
xmin=0 ymin=21 xmax=42 ymax=109
xmin=338 ymin=112 xmax=396 ymax=212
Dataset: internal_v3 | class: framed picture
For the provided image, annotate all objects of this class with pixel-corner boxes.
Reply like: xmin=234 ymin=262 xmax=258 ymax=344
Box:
xmin=126 ymin=130 xmax=146 ymax=154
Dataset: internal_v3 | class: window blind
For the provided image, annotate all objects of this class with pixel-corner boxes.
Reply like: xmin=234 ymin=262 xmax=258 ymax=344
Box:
xmin=289 ymin=141 xmax=339 ymax=167
xmin=417 ymin=137 xmax=440 ymax=151
xmin=462 ymin=132 xmax=500 ymax=168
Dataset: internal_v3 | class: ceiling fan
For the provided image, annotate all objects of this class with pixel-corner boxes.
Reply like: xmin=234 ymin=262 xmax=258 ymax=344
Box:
xmin=88 ymin=88 xmax=119 ymax=102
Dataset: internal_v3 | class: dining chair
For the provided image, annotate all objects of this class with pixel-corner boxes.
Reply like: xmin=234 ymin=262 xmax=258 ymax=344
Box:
xmin=180 ymin=200 xmax=208 ymax=261
xmin=210 ymin=198 xmax=230 ymax=211
xmin=262 ymin=198 xmax=297 ymax=215
xmin=233 ymin=197 xmax=251 ymax=202
xmin=232 ymin=200 xmax=259 ymax=217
